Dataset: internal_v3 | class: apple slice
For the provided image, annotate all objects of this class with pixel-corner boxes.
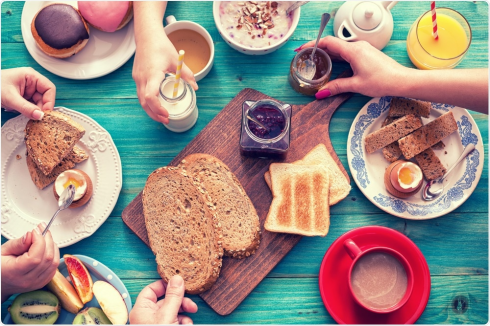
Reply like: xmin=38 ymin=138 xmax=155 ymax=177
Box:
xmin=64 ymin=254 xmax=93 ymax=304
xmin=46 ymin=269 xmax=84 ymax=314
xmin=93 ymin=281 xmax=128 ymax=325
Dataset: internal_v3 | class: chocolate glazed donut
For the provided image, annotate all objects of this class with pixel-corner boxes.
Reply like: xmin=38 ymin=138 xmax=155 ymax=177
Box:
xmin=31 ymin=3 xmax=90 ymax=59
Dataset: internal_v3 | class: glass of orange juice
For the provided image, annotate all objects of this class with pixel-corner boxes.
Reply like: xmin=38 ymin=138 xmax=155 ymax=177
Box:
xmin=407 ymin=8 xmax=471 ymax=70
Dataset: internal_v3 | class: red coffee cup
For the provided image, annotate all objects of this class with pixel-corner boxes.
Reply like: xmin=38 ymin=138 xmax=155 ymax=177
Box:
xmin=344 ymin=239 xmax=414 ymax=314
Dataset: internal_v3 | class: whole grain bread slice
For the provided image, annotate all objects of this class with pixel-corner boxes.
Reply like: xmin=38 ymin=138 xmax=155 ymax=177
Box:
xmin=25 ymin=111 xmax=85 ymax=175
xmin=180 ymin=154 xmax=261 ymax=259
xmin=414 ymin=148 xmax=447 ymax=180
xmin=398 ymin=112 xmax=457 ymax=159
xmin=388 ymin=98 xmax=431 ymax=118
xmin=265 ymin=164 xmax=330 ymax=237
xmin=365 ymin=115 xmax=423 ymax=154
xmin=264 ymin=144 xmax=351 ymax=205
xmin=27 ymin=145 xmax=89 ymax=189
xmin=142 ymin=167 xmax=224 ymax=294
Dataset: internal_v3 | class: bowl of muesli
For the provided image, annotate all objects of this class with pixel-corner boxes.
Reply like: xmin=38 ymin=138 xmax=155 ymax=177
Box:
xmin=213 ymin=1 xmax=300 ymax=55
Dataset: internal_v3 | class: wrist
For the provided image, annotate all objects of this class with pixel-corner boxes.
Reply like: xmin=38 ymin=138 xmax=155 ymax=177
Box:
xmin=390 ymin=67 xmax=421 ymax=98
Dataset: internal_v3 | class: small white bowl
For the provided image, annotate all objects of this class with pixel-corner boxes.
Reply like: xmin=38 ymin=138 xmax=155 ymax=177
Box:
xmin=213 ymin=1 xmax=300 ymax=55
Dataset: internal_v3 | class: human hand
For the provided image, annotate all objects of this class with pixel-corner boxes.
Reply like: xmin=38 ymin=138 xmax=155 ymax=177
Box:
xmin=1 ymin=223 xmax=60 ymax=303
xmin=132 ymin=26 xmax=198 ymax=124
xmin=1 ymin=67 xmax=56 ymax=120
xmin=297 ymin=36 xmax=411 ymax=99
xmin=129 ymin=275 xmax=198 ymax=325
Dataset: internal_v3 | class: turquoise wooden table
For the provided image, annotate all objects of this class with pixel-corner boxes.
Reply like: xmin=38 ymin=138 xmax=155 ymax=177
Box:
xmin=1 ymin=1 xmax=488 ymax=324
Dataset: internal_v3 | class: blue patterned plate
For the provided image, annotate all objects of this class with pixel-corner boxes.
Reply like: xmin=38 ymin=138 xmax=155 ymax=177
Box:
xmin=347 ymin=97 xmax=483 ymax=219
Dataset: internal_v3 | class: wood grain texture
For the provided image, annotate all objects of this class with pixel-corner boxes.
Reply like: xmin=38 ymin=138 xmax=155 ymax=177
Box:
xmin=122 ymin=75 xmax=354 ymax=315
xmin=1 ymin=1 xmax=488 ymax=323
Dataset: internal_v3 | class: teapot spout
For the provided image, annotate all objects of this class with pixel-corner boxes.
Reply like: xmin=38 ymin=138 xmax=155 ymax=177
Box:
xmin=382 ymin=1 xmax=398 ymax=11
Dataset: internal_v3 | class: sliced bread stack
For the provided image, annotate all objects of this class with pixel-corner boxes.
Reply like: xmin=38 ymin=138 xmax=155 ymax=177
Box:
xmin=264 ymin=144 xmax=351 ymax=237
xmin=25 ymin=111 xmax=87 ymax=189
xmin=142 ymin=154 xmax=261 ymax=293
xmin=364 ymin=98 xmax=458 ymax=180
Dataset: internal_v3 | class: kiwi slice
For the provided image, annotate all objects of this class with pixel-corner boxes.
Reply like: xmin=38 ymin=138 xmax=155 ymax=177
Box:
xmin=10 ymin=290 xmax=60 ymax=324
xmin=73 ymin=307 xmax=112 ymax=325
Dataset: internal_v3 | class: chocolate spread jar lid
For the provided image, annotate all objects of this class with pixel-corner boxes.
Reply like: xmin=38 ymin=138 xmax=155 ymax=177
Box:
xmin=35 ymin=4 xmax=89 ymax=50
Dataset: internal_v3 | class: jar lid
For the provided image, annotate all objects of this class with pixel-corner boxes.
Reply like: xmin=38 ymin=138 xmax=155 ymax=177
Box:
xmin=352 ymin=2 xmax=383 ymax=31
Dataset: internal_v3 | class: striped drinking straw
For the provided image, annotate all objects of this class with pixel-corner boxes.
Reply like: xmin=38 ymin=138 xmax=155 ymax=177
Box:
xmin=431 ymin=1 xmax=439 ymax=40
xmin=173 ymin=50 xmax=185 ymax=98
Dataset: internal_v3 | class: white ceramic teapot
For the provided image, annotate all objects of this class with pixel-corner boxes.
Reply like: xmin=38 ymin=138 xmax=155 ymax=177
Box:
xmin=333 ymin=1 xmax=397 ymax=50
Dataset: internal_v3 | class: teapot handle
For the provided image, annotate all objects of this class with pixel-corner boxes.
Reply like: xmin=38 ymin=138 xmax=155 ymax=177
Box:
xmin=337 ymin=21 xmax=358 ymax=42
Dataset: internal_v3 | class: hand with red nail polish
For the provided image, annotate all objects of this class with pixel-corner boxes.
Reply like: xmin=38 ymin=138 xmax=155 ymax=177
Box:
xmin=1 ymin=67 xmax=56 ymax=120
xmin=130 ymin=275 xmax=198 ymax=325
xmin=132 ymin=2 xmax=198 ymax=125
xmin=1 ymin=224 xmax=60 ymax=303
xmin=303 ymin=36 xmax=410 ymax=99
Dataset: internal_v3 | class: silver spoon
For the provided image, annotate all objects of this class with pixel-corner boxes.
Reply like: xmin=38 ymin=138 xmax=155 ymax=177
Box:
xmin=42 ymin=184 xmax=76 ymax=236
xmin=247 ymin=113 xmax=269 ymax=132
xmin=298 ymin=13 xmax=331 ymax=80
xmin=422 ymin=143 xmax=475 ymax=201
xmin=286 ymin=1 xmax=309 ymax=16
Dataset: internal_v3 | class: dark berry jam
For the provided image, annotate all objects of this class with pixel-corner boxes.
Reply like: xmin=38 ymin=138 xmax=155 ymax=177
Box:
xmin=248 ymin=105 xmax=286 ymax=139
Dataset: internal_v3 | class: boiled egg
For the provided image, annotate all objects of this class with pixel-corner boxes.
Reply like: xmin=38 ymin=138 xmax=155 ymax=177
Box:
xmin=55 ymin=170 xmax=87 ymax=201
xmin=390 ymin=161 xmax=423 ymax=193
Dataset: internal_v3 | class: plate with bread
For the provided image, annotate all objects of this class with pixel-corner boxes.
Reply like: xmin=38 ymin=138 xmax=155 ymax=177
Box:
xmin=21 ymin=1 xmax=135 ymax=79
xmin=1 ymin=107 xmax=122 ymax=247
xmin=347 ymin=96 xmax=483 ymax=219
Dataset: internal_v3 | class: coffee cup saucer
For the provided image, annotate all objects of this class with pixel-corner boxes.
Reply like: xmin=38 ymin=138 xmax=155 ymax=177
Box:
xmin=319 ymin=225 xmax=431 ymax=324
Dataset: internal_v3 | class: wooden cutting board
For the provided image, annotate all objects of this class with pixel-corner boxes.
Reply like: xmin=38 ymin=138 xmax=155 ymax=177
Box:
xmin=122 ymin=70 xmax=353 ymax=315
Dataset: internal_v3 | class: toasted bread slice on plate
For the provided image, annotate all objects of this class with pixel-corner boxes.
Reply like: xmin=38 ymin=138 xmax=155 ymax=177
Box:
xmin=27 ymin=145 xmax=89 ymax=189
xmin=142 ymin=167 xmax=223 ymax=294
xmin=264 ymin=144 xmax=350 ymax=205
xmin=180 ymin=154 xmax=261 ymax=259
xmin=25 ymin=111 xmax=85 ymax=175
xmin=265 ymin=164 xmax=330 ymax=237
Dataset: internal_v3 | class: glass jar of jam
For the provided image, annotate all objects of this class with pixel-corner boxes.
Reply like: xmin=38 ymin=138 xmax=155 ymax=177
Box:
xmin=239 ymin=99 xmax=292 ymax=159
xmin=159 ymin=74 xmax=198 ymax=133
xmin=288 ymin=47 xmax=332 ymax=96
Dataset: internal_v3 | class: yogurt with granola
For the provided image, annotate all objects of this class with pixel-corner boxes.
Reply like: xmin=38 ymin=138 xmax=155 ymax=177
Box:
xmin=219 ymin=1 xmax=293 ymax=48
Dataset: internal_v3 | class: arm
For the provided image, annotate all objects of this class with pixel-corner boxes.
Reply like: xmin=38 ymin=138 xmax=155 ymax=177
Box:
xmin=132 ymin=2 xmax=197 ymax=124
xmin=397 ymin=69 xmax=488 ymax=114
xmin=302 ymin=37 xmax=488 ymax=114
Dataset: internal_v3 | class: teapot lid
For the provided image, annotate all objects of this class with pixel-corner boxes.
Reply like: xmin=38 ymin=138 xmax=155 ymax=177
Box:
xmin=352 ymin=2 xmax=383 ymax=31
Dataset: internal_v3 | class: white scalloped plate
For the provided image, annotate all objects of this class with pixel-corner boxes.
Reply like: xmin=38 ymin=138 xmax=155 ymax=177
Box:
xmin=347 ymin=97 xmax=484 ymax=220
xmin=1 ymin=107 xmax=122 ymax=247
xmin=21 ymin=1 xmax=135 ymax=80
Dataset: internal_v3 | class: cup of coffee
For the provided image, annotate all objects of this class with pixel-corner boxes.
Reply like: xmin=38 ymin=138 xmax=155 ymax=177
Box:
xmin=343 ymin=239 xmax=414 ymax=314
xmin=165 ymin=16 xmax=214 ymax=82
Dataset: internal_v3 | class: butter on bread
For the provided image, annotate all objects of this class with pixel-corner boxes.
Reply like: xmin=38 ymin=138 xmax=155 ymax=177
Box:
xmin=179 ymin=154 xmax=261 ymax=259
xmin=25 ymin=111 xmax=85 ymax=175
xmin=142 ymin=166 xmax=223 ymax=294
xmin=265 ymin=164 xmax=330 ymax=237
xmin=264 ymin=144 xmax=350 ymax=205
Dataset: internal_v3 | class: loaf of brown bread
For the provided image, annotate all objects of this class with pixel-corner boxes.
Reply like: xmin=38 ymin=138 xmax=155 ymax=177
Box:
xmin=25 ymin=111 xmax=85 ymax=175
xmin=179 ymin=154 xmax=261 ymax=259
xmin=142 ymin=167 xmax=223 ymax=294
xmin=398 ymin=112 xmax=457 ymax=159
xmin=414 ymin=148 xmax=447 ymax=180
xmin=388 ymin=98 xmax=431 ymax=118
xmin=27 ymin=145 xmax=89 ymax=189
xmin=365 ymin=115 xmax=423 ymax=154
